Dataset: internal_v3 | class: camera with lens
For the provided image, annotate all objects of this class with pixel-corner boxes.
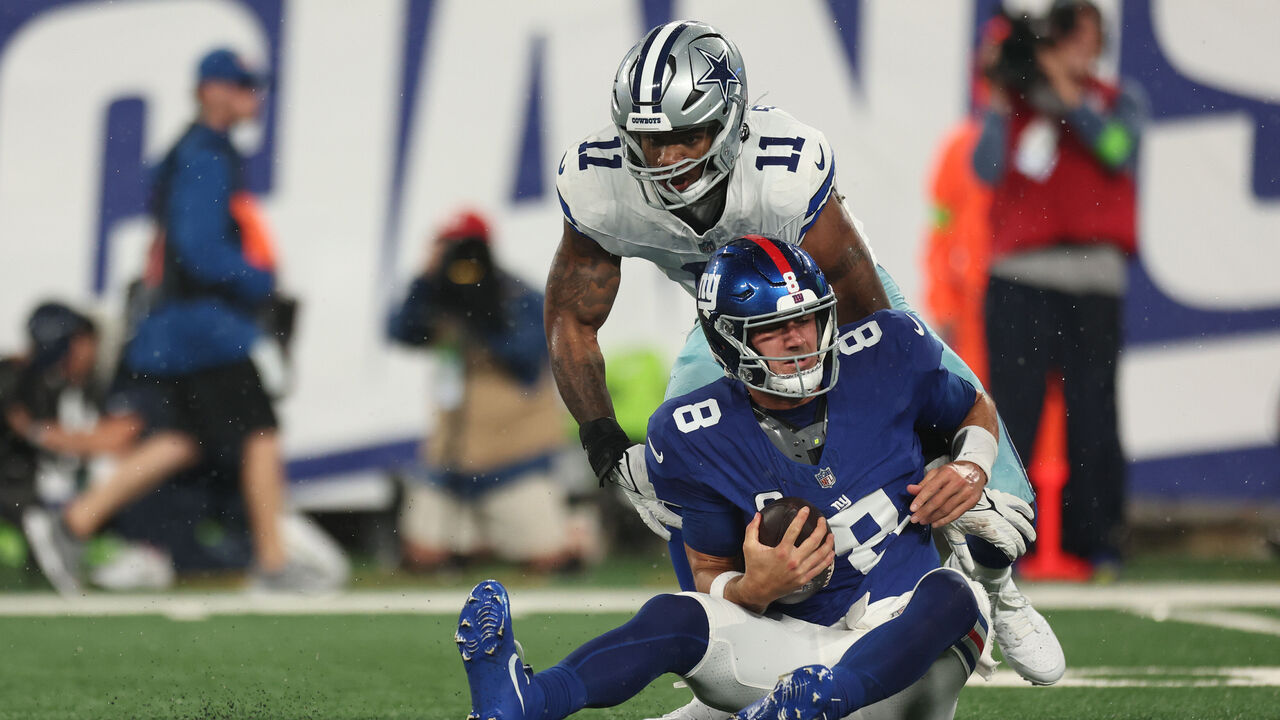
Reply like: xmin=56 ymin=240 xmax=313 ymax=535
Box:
xmin=985 ymin=11 xmax=1049 ymax=96
xmin=433 ymin=235 xmax=506 ymax=332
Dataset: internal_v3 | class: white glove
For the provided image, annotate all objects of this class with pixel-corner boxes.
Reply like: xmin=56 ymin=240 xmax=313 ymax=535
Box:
xmin=942 ymin=488 xmax=1036 ymax=573
xmin=609 ymin=444 xmax=682 ymax=542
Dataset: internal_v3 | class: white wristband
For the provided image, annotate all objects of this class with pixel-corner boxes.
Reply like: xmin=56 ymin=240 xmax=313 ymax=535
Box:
xmin=709 ymin=571 xmax=743 ymax=600
xmin=951 ymin=426 xmax=998 ymax=481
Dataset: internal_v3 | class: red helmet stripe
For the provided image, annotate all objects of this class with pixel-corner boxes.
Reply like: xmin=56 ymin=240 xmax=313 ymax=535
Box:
xmin=742 ymin=234 xmax=793 ymax=276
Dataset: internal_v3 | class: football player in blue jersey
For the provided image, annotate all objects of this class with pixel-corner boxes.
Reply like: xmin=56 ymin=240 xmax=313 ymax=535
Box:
xmin=459 ymin=237 xmax=1005 ymax=720
xmin=546 ymin=20 xmax=1063 ymax=700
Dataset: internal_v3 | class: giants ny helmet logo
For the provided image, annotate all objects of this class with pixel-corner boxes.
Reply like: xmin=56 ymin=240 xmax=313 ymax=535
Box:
xmin=697 ymin=272 xmax=721 ymax=313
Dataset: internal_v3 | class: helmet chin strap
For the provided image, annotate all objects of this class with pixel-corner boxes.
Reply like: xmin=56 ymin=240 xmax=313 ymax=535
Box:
xmin=764 ymin=359 xmax=825 ymax=397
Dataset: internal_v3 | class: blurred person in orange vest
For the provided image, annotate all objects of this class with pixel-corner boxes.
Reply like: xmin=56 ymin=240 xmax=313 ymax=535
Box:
xmin=922 ymin=15 xmax=1014 ymax=385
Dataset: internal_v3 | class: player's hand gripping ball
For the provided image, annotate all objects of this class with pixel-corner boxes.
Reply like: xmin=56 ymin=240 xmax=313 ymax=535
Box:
xmin=757 ymin=497 xmax=835 ymax=604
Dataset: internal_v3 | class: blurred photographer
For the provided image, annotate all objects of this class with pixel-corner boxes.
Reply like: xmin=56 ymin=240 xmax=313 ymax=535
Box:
xmin=2 ymin=303 xmax=103 ymax=534
xmin=388 ymin=210 xmax=578 ymax=572
xmin=973 ymin=0 xmax=1145 ymax=574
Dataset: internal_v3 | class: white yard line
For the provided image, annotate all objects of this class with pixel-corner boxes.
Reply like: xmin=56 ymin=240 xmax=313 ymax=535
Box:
xmin=1017 ymin=582 xmax=1280 ymax=610
xmin=0 ymin=588 xmax=656 ymax=619
xmin=972 ymin=666 xmax=1280 ymax=688
xmin=0 ymin=582 xmax=1277 ymax=619
xmin=1144 ymin=608 xmax=1280 ymax=637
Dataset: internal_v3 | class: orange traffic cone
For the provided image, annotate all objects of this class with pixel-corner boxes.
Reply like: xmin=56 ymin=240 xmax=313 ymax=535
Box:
xmin=1017 ymin=375 xmax=1093 ymax=581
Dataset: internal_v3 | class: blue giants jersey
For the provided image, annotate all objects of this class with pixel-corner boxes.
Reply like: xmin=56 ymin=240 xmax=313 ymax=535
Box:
xmin=646 ymin=310 xmax=978 ymax=626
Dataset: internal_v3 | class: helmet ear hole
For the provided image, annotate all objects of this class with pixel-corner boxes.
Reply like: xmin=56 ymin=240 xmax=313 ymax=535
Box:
xmin=682 ymin=89 xmax=705 ymax=112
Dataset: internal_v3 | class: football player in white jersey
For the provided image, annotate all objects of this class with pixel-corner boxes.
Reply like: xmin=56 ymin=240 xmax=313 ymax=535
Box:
xmin=545 ymin=21 xmax=1064 ymax=710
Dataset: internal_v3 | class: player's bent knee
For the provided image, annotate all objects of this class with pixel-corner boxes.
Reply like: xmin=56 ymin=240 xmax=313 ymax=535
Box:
xmin=634 ymin=593 xmax=710 ymax=640
xmin=913 ymin=568 xmax=982 ymax=633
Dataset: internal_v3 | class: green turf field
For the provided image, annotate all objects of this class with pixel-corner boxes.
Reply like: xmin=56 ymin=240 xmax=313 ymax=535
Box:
xmin=2 ymin=586 xmax=1279 ymax=719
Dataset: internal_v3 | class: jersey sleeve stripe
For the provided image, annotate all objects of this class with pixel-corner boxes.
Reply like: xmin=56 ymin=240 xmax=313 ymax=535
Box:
xmin=557 ymin=188 xmax=579 ymax=230
xmin=800 ymin=157 xmax=837 ymax=237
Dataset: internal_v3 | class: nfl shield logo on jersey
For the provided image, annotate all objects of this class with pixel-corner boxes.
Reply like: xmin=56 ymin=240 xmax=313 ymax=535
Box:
xmin=815 ymin=467 xmax=836 ymax=489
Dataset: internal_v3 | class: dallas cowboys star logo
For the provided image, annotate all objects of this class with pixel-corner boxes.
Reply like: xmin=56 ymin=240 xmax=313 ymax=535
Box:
xmin=695 ymin=47 xmax=741 ymax=102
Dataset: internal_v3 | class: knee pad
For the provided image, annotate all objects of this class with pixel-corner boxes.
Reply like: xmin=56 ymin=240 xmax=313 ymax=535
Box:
xmin=915 ymin=567 xmax=979 ymax=622
xmin=635 ymin=592 xmax=707 ymax=629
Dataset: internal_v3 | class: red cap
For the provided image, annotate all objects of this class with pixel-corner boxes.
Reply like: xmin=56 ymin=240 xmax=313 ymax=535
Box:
xmin=437 ymin=209 xmax=491 ymax=244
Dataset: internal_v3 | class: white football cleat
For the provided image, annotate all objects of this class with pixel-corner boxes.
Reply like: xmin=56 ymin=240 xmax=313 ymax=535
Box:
xmin=90 ymin=543 xmax=175 ymax=591
xmin=989 ymin=574 xmax=1065 ymax=685
xmin=950 ymin=553 xmax=1064 ymax=686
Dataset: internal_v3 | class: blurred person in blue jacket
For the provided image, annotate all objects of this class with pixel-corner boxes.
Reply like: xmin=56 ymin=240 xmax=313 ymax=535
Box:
xmin=23 ymin=48 xmax=334 ymax=594
xmin=388 ymin=210 xmax=580 ymax=573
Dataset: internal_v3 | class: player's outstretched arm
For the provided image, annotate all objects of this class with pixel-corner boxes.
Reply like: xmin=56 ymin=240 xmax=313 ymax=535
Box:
xmin=544 ymin=220 xmax=622 ymax=424
xmin=908 ymin=390 xmax=998 ymax=527
xmin=686 ymin=510 xmax=834 ymax=614
xmin=800 ymin=192 xmax=890 ymax=323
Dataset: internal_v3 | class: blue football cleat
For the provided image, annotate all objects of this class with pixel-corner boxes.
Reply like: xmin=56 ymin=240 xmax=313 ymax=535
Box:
xmin=457 ymin=579 xmax=533 ymax=720
xmin=735 ymin=664 xmax=837 ymax=720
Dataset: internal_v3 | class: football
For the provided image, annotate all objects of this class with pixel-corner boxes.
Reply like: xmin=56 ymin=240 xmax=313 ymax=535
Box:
xmin=757 ymin=497 xmax=835 ymax=604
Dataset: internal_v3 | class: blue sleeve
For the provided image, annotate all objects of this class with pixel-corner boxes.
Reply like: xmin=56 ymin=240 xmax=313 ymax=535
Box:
xmin=911 ymin=322 xmax=977 ymax=433
xmin=387 ymin=276 xmax=438 ymax=347
xmin=682 ymin=505 xmax=745 ymax=558
xmin=972 ymin=108 xmax=1008 ymax=185
xmin=917 ymin=369 xmax=977 ymax=434
xmin=879 ymin=310 xmax=976 ymax=434
xmin=646 ymin=408 xmax=744 ymax=558
xmin=1064 ymin=81 xmax=1147 ymax=171
xmin=167 ymin=150 xmax=273 ymax=302
xmin=479 ymin=285 xmax=547 ymax=386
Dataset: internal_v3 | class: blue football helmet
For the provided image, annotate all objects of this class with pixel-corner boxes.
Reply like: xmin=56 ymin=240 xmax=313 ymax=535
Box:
xmin=698 ymin=235 xmax=839 ymax=398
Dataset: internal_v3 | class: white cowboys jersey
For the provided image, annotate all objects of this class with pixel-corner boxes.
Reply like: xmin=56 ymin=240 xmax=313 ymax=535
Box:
xmin=555 ymin=106 xmax=876 ymax=294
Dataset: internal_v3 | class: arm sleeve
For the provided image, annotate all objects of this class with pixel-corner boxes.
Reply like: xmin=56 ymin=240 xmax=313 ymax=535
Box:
xmin=899 ymin=313 xmax=978 ymax=433
xmin=798 ymin=138 xmax=836 ymax=241
xmin=646 ymin=413 xmax=745 ymax=559
xmin=167 ymin=151 xmax=273 ymax=302
xmin=917 ymin=369 xmax=978 ymax=435
xmin=386 ymin=276 xmax=439 ymax=347
xmin=480 ymin=286 xmax=547 ymax=386
xmin=971 ymin=109 xmax=1009 ymax=186
xmin=682 ymin=505 xmax=746 ymax=558
xmin=1064 ymin=81 xmax=1148 ymax=171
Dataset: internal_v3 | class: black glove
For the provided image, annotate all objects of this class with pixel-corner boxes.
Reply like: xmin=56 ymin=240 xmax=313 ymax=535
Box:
xmin=578 ymin=417 xmax=633 ymax=486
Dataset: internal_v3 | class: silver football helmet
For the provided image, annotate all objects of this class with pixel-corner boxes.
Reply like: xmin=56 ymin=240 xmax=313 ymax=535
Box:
xmin=610 ymin=20 xmax=748 ymax=210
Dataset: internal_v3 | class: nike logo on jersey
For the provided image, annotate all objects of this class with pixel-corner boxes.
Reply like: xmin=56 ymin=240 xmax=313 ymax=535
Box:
xmin=815 ymin=145 xmax=826 ymax=171
xmin=908 ymin=313 xmax=926 ymax=336
xmin=508 ymin=653 xmax=526 ymax=712
xmin=648 ymin=439 xmax=664 ymax=463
